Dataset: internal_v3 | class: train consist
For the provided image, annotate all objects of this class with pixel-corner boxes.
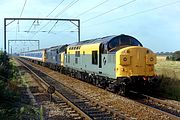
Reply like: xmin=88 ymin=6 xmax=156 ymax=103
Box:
xmin=19 ymin=34 xmax=157 ymax=95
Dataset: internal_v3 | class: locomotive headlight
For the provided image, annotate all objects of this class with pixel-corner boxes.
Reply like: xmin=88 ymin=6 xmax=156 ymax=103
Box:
xmin=150 ymin=57 xmax=154 ymax=61
xmin=146 ymin=54 xmax=156 ymax=65
xmin=123 ymin=57 xmax=127 ymax=61
xmin=120 ymin=55 xmax=130 ymax=65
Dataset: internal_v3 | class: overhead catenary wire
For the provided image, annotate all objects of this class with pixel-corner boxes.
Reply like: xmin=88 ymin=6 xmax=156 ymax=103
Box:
xmin=48 ymin=21 xmax=58 ymax=33
xmin=46 ymin=0 xmax=65 ymax=17
xmin=82 ymin=0 xmax=180 ymax=29
xmin=33 ymin=0 xmax=65 ymax=33
xmin=58 ymin=0 xmax=110 ymax=31
xmin=82 ymin=0 xmax=136 ymax=24
xmin=110 ymin=0 xmax=180 ymax=22
xmin=55 ymin=0 xmax=80 ymax=18
xmin=62 ymin=0 xmax=135 ymax=31
xmin=27 ymin=20 xmax=36 ymax=33
xmin=17 ymin=0 xmax=27 ymax=34
xmin=33 ymin=0 xmax=79 ymax=37
xmin=75 ymin=0 xmax=109 ymax=18
xmin=58 ymin=0 xmax=109 ymax=30
xmin=20 ymin=0 xmax=28 ymax=17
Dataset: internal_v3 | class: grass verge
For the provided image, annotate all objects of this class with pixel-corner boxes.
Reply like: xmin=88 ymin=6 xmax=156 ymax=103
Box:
xmin=155 ymin=56 xmax=180 ymax=100
xmin=0 ymin=56 xmax=43 ymax=120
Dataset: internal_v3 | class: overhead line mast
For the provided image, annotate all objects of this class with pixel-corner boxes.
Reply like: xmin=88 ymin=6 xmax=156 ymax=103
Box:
xmin=4 ymin=18 xmax=81 ymax=55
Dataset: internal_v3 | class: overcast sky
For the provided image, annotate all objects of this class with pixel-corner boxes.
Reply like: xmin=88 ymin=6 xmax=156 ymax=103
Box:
xmin=0 ymin=0 xmax=180 ymax=53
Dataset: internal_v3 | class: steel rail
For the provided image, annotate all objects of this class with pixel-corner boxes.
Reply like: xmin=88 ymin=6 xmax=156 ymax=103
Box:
xmin=141 ymin=94 xmax=180 ymax=117
xmin=129 ymin=91 xmax=180 ymax=120
xmin=17 ymin=58 xmax=130 ymax=120
xmin=17 ymin=58 xmax=88 ymax=119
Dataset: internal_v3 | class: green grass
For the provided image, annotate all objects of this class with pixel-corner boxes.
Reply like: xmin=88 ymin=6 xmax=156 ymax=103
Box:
xmin=155 ymin=56 xmax=180 ymax=100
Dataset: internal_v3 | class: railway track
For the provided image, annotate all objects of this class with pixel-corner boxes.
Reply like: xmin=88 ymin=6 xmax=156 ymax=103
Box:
xmin=129 ymin=91 xmax=180 ymax=119
xmin=139 ymin=94 xmax=180 ymax=117
xmin=17 ymin=58 xmax=180 ymax=119
xmin=17 ymin=58 xmax=131 ymax=120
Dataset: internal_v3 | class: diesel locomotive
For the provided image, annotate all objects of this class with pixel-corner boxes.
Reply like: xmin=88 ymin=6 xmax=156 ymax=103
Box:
xmin=19 ymin=34 xmax=157 ymax=95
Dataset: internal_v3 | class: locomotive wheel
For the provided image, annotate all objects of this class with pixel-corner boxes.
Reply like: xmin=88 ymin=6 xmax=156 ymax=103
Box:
xmin=118 ymin=82 xmax=127 ymax=96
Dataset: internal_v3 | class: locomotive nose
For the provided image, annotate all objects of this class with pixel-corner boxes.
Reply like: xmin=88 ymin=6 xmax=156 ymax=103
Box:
xmin=117 ymin=46 xmax=156 ymax=77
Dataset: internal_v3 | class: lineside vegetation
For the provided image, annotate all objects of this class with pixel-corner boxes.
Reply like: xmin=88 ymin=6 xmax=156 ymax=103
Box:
xmin=155 ymin=56 xmax=180 ymax=100
xmin=0 ymin=52 xmax=43 ymax=119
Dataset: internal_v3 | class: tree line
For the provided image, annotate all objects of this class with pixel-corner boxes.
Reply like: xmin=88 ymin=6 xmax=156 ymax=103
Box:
xmin=166 ymin=51 xmax=180 ymax=61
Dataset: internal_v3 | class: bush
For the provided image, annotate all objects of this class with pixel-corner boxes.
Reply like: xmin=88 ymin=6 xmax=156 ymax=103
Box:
xmin=0 ymin=55 xmax=43 ymax=119
xmin=166 ymin=56 xmax=170 ymax=60
xmin=173 ymin=51 xmax=180 ymax=61
xmin=165 ymin=51 xmax=180 ymax=61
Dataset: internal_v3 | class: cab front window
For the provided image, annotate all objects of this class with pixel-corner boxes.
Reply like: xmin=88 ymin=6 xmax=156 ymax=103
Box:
xmin=108 ymin=35 xmax=142 ymax=52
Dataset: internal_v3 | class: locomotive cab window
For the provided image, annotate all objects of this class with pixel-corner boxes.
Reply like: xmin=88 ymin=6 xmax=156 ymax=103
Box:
xmin=108 ymin=35 xmax=143 ymax=52
xmin=92 ymin=51 xmax=98 ymax=65
xmin=75 ymin=51 xmax=80 ymax=57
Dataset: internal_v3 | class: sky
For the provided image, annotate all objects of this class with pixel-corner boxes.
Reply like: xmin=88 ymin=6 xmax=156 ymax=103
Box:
xmin=0 ymin=0 xmax=180 ymax=53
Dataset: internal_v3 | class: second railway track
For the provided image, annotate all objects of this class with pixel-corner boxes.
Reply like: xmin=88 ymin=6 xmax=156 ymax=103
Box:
xmin=128 ymin=91 xmax=180 ymax=119
xmin=17 ymin=58 xmax=131 ymax=120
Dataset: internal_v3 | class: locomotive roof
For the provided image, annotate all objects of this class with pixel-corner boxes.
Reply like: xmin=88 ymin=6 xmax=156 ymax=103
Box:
xmin=20 ymin=48 xmax=45 ymax=53
xmin=46 ymin=44 xmax=68 ymax=53
xmin=68 ymin=34 xmax=141 ymax=47
xmin=21 ymin=45 xmax=68 ymax=53
xmin=69 ymin=35 xmax=117 ymax=46
xmin=46 ymin=45 xmax=65 ymax=50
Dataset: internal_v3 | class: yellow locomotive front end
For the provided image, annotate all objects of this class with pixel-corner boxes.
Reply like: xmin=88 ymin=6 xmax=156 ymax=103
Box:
xmin=115 ymin=46 xmax=157 ymax=94
xmin=116 ymin=46 xmax=156 ymax=78
xmin=104 ymin=34 xmax=158 ymax=94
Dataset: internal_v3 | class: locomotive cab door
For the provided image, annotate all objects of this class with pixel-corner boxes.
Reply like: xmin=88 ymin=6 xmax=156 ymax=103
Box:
xmin=56 ymin=49 xmax=58 ymax=63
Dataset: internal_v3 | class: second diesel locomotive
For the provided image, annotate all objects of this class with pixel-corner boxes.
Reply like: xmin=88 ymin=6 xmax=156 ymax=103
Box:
xmin=20 ymin=34 xmax=157 ymax=94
